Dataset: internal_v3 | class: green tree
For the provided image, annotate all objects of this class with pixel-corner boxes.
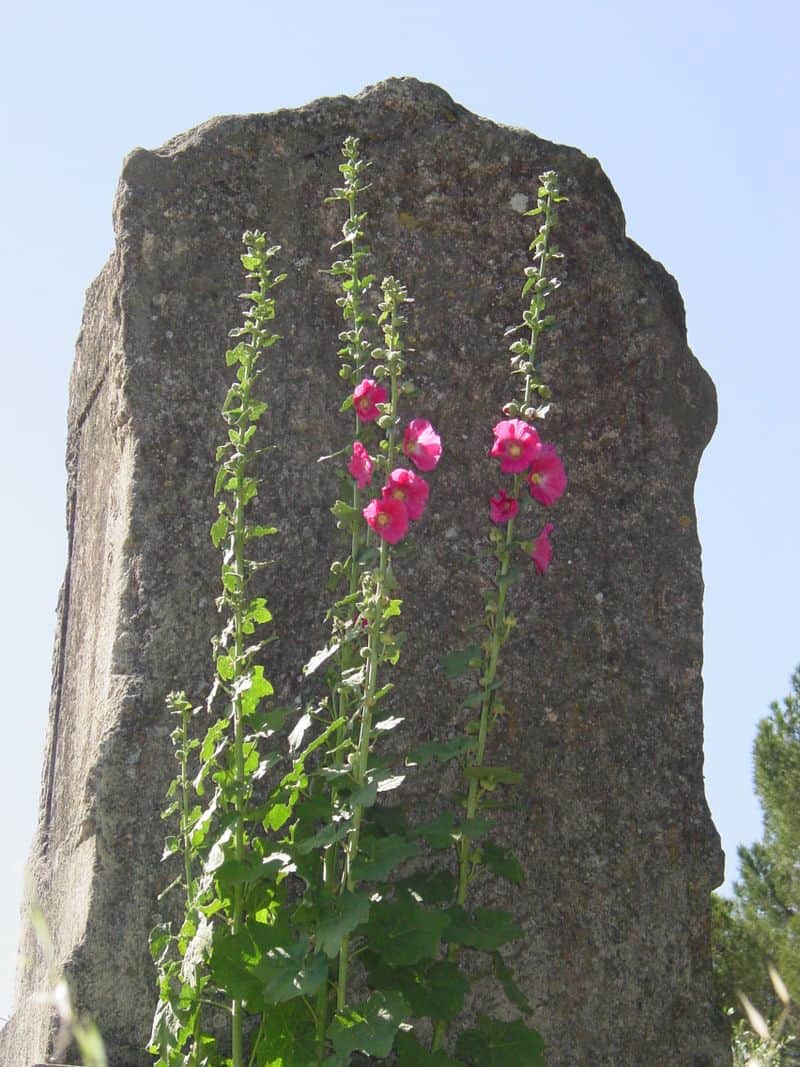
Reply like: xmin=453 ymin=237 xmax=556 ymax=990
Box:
xmin=712 ymin=666 xmax=800 ymax=1032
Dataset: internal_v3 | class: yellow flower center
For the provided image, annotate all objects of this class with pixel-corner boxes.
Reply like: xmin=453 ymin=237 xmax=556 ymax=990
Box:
xmin=378 ymin=512 xmax=390 ymax=526
xmin=530 ymin=472 xmax=541 ymax=484
xmin=392 ymin=489 xmax=405 ymax=500
xmin=508 ymin=442 xmax=521 ymax=457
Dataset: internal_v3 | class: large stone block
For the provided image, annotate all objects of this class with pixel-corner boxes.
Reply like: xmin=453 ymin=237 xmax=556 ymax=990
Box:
xmin=1 ymin=78 xmax=727 ymax=1065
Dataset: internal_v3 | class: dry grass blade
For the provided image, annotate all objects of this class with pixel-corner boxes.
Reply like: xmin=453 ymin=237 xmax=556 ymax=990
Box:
xmin=738 ymin=991 xmax=771 ymax=1041
xmin=767 ymin=964 xmax=791 ymax=1007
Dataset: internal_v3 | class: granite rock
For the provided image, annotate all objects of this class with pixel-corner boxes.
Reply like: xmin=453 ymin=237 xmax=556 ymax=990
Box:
xmin=1 ymin=78 xmax=728 ymax=1066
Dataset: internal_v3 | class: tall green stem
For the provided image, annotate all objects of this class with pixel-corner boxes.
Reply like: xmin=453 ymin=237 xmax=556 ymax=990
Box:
xmin=317 ymin=143 xmax=375 ymax=1053
xmin=336 ymin=302 xmax=401 ymax=1013
xmin=230 ymin=349 xmax=251 ymax=1067
xmin=433 ymin=177 xmax=559 ymax=1055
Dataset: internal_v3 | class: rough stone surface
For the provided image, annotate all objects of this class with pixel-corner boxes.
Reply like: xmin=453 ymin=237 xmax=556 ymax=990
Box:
xmin=1 ymin=78 xmax=728 ymax=1066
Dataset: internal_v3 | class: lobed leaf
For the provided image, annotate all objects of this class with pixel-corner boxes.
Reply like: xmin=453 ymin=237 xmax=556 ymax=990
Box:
xmin=316 ymin=891 xmax=371 ymax=958
xmin=480 ymin=841 xmax=525 ymax=885
xmin=443 ymin=906 xmax=523 ymax=951
xmin=406 ymin=736 xmax=476 ymax=767
xmin=455 ymin=1016 xmax=545 ymax=1066
xmin=328 ymin=990 xmax=410 ymax=1059
xmin=352 ymin=833 xmax=420 ymax=882
xmin=362 ymin=896 xmax=449 ymax=966
xmin=441 ymin=644 xmax=482 ymax=680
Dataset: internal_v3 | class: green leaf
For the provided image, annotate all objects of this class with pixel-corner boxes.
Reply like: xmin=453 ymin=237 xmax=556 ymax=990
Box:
xmin=328 ymin=990 xmax=409 ymax=1059
xmin=496 ymin=565 xmax=522 ymax=591
xmin=264 ymin=802 xmax=293 ymax=832
xmin=383 ymin=598 xmax=402 ymax=620
xmin=441 ymin=645 xmax=482 ymax=679
xmin=374 ymin=714 xmax=404 ymax=732
xmin=411 ymin=812 xmax=489 ymax=848
xmin=491 ymin=951 xmax=532 ymax=1013
xmin=395 ymin=1031 xmax=465 ymax=1066
xmin=412 ymin=812 xmax=458 ymax=849
xmin=247 ymin=704 xmax=289 ymax=734
xmin=256 ymin=999 xmax=318 ymax=1067
xmin=209 ymin=928 xmax=264 ymax=1006
xmin=148 ymin=922 xmax=172 ymax=961
xmin=362 ymin=896 xmax=449 ymax=966
xmin=295 ymin=817 xmax=352 ymax=854
xmin=247 ymin=597 xmax=273 ymax=624
xmin=365 ymin=957 xmax=469 ymax=1023
xmin=288 ymin=711 xmax=312 ymax=752
xmin=455 ymin=1016 xmax=545 ymax=1066
xmin=366 ymin=805 xmax=409 ymax=837
xmin=303 ymin=643 xmax=340 ymax=677
xmin=258 ymin=941 xmax=328 ymax=1004
xmin=397 ymin=869 xmax=457 ymax=905
xmin=216 ymin=654 xmax=234 ymax=681
xmin=480 ymin=841 xmax=524 ymax=885
xmin=331 ymin=498 xmax=359 ymax=531
xmin=210 ymin=513 xmax=229 ymax=548
xmin=316 ymin=891 xmax=371 ymax=958
xmin=352 ymin=834 xmax=420 ymax=881
xmin=147 ymin=996 xmax=185 ymax=1056
xmin=240 ymin=665 xmax=274 ymax=718
xmin=463 ymin=765 xmax=523 ymax=786
xmin=180 ymin=913 xmax=213 ymax=987
xmin=444 ymin=906 xmax=523 ymax=951
xmin=246 ymin=523 xmax=278 ymax=539
xmin=406 ymin=736 xmax=476 ymax=767
xmin=349 ymin=776 xmax=378 ymax=809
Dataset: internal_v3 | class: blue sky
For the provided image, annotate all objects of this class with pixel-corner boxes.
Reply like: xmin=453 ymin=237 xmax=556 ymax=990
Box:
xmin=1 ymin=0 xmax=798 ymax=1023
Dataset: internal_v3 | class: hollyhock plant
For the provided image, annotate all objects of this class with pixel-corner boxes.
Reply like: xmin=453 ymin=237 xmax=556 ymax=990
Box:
xmin=363 ymin=494 xmax=409 ymax=544
xmin=489 ymin=490 xmax=519 ymax=525
xmin=347 ymin=440 xmax=373 ymax=488
xmin=527 ymin=443 xmax=568 ymax=506
xmin=490 ymin=418 xmax=540 ymax=474
xmin=383 ymin=467 xmax=429 ymax=521
xmin=531 ymin=522 xmax=555 ymax=575
xmin=433 ymin=172 xmax=567 ymax=1058
xmin=353 ymin=377 xmax=388 ymax=422
xmin=402 ymin=418 xmax=442 ymax=472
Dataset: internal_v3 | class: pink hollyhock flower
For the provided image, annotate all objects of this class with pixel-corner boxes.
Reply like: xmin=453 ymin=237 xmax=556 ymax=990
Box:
xmin=402 ymin=418 xmax=442 ymax=471
xmin=527 ymin=443 xmax=567 ymax=506
xmin=489 ymin=490 xmax=519 ymax=524
xmin=382 ymin=468 xmax=429 ymax=521
xmin=531 ymin=523 xmax=555 ymax=575
xmin=347 ymin=441 xmax=373 ymax=488
xmin=363 ymin=496 xmax=409 ymax=544
xmin=490 ymin=419 xmax=540 ymax=473
xmin=353 ymin=378 xmax=388 ymax=422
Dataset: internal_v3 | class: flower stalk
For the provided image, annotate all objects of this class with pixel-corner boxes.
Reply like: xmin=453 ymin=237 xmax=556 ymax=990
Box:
xmin=337 ymin=278 xmax=408 ymax=1013
xmin=151 ymin=231 xmax=284 ymax=1067
xmin=433 ymin=172 xmax=567 ymax=1056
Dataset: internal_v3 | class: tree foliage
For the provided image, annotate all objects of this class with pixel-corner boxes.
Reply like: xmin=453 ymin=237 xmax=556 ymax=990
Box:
xmin=712 ymin=666 xmax=800 ymax=1040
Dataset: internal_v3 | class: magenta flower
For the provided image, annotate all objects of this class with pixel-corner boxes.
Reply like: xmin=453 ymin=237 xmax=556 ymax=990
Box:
xmin=363 ymin=496 xmax=409 ymax=544
xmin=383 ymin=468 xmax=429 ymax=521
xmin=353 ymin=378 xmax=388 ymax=422
xmin=531 ymin=523 xmax=555 ymax=575
xmin=527 ymin=443 xmax=567 ymax=506
xmin=402 ymin=418 xmax=442 ymax=472
xmin=347 ymin=441 xmax=373 ymax=488
xmin=490 ymin=419 xmax=540 ymax=473
xmin=489 ymin=490 xmax=519 ymax=525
